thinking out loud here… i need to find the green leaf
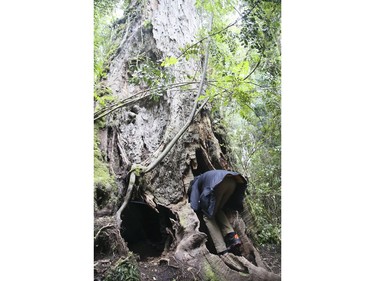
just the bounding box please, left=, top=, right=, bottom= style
left=161, top=56, right=178, bottom=67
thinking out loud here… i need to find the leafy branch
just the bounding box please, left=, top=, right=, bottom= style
left=177, top=17, right=240, bottom=59
left=177, top=0, right=259, bottom=60
left=243, top=55, right=262, bottom=80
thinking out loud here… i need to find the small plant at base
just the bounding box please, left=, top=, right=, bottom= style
left=104, top=254, right=140, bottom=281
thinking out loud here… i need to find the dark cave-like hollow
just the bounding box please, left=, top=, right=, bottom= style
left=120, top=201, right=175, bottom=260
left=193, top=148, right=210, bottom=176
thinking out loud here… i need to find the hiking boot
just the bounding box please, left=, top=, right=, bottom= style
left=224, top=232, right=241, bottom=252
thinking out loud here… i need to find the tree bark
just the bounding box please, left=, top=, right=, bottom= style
left=94, top=1, right=280, bottom=280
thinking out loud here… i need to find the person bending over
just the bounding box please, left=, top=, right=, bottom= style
left=188, top=169, right=247, bottom=255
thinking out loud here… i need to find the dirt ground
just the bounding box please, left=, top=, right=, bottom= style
left=137, top=256, right=199, bottom=281
left=136, top=244, right=281, bottom=280
left=95, top=242, right=281, bottom=281
left=258, top=244, right=281, bottom=275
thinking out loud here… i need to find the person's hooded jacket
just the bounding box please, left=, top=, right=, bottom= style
left=188, top=170, right=247, bottom=218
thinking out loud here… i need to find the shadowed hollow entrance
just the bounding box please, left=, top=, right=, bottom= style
left=120, top=201, right=175, bottom=260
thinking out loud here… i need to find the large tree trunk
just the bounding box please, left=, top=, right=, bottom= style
left=94, top=1, right=280, bottom=280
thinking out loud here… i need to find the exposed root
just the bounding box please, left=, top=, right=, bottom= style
left=116, top=171, right=136, bottom=228
left=204, top=251, right=281, bottom=281
left=94, top=223, right=115, bottom=241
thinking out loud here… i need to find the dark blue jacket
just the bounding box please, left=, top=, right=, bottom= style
left=188, top=170, right=247, bottom=218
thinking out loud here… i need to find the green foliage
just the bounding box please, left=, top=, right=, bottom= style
left=94, top=125, right=115, bottom=189
left=189, top=0, right=281, bottom=245
left=240, top=0, right=281, bottom=86
left=195, top=0, right=239, bottom=15
left=128, top=56, right=176, bottom=92
left=179, top=42, right=201, bottom=61
left=93, top=1, right=119, bottom=186
left=161, top=56, right=178, bottom=67
left=104, top=255, right=140, bottom=281
left=244, top=145, right=281, bottom=245
left=94, top=0, right=121, bottom=82
left=94, top=0, right=125, bottom=109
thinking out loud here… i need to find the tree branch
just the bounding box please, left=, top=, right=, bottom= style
left=243, top=56, right=262, bottom=81
left=94, top=81, right=201, bottom=121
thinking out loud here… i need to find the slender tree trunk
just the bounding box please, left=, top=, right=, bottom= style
left=94, top=1, right=280, bottom=280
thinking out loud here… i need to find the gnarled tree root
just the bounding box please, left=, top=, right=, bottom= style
left=204, top=252, right=281, bottom=281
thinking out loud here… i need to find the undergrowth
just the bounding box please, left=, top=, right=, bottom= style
left=104, top=254, right=140, bottom=281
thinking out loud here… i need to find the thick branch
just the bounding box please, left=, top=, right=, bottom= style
left=94, top=81, right=200, bottom=121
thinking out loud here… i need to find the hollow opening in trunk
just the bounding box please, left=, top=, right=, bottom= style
left=120, top=201, right=175, bottom=260
left=193, top=148, right=210, bottom=176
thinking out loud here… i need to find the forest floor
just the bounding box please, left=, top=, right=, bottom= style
left=137, top=244, right=281, bottom=281
left=258, top=244, right=281, bottom=275
left=138, top=257, right=197, bottom=281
